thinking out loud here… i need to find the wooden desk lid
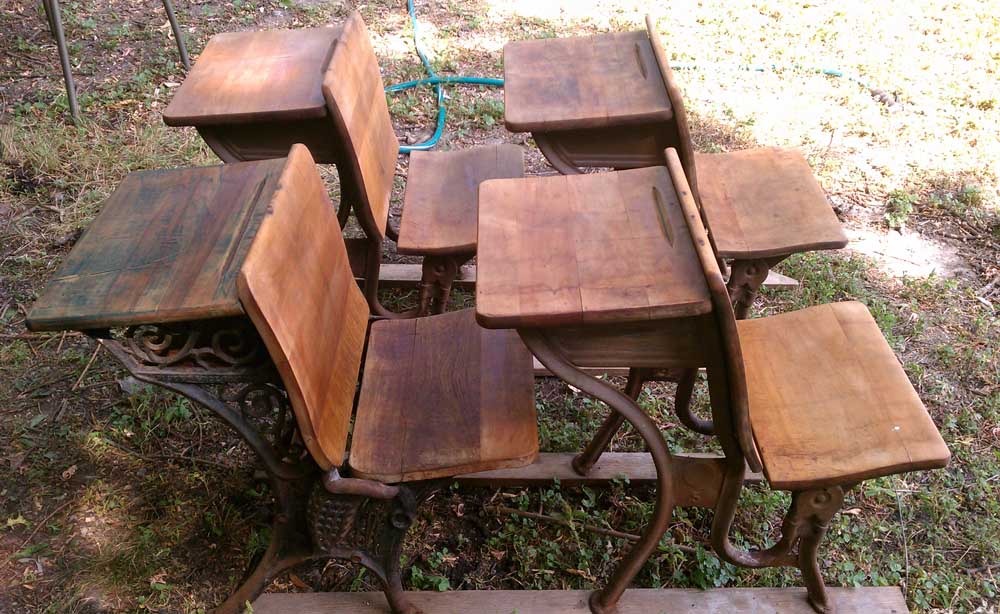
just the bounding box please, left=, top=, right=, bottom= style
left=503, top=30, right=672, bottom=133
left=476, top=166, right=711, bottom=329
left=163, top=27, right=340, bottom=127
left=26, top=157, right=288, bottom=332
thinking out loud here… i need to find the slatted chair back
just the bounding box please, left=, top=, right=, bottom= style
left=237, top=144, right=370, bottom=470
left=321, top=11, right=400, bottom=240
left=646, top=15, right=700, bottom=204
left=665, top=147, right=763, bottom=473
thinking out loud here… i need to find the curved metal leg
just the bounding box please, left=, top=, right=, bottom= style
left=42, top=0, right=80, bottom=123
left=97, top=330, right=324, bottom=613
left=673, top=367, right=714, bottom=435
left=726, top=256, right=787, bottom=320
left=522, top=332, right=674, bottom=614
left=705, top=359, right=850, bottom=614
left=161, top=0, right=190, bottom=70
left=572, top=368, right=645, bottom=476
left=363, top=238, right=418, bottom=319
left=416, top=254, right=471, bottom=316
left=534, top=132, right=584, bottom=175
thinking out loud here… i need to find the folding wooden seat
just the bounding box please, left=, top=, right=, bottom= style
left=644, top=17, right=848, bottom=319
left=164, top=12, right=524, bottom=317
left=238, top=144, right=538, bottom=612
left=577, top=149, right=949, bottom=612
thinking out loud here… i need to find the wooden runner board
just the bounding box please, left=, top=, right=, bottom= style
left=456, top=452, right=763, bottom=488
left=368, top=264, right=798, bottom=291
left=253, top=587, right=908, bottom=614
left=27, top=158, right=287, bottom=332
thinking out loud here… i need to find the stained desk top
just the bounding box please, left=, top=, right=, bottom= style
left=503, top=30, right=672, bottom=133
left=26, top=157, right=290, bottom=332
left=163, top=27, right=341, bottom=127
left=475, top=166, right=711, bottom=329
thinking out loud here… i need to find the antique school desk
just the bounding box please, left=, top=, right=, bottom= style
left=25, top=158, right=319, bottom=613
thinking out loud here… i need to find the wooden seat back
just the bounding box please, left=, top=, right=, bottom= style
left=665, top=147, right=763, bottom=473
left=237, top=144, right=370, bottom=470
left=645, top=15, right=700, bottom=204
left=321, top=11, right=400, bottom=240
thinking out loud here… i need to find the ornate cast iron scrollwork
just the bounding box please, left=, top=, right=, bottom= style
left=124, top=318, right=268, bottom=370
left=234, top=382, right=303, bottom=464
left=307, top=479, right=445, bottom=614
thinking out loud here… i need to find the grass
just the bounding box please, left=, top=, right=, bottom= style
left=1, top=0, right=999, bottom=612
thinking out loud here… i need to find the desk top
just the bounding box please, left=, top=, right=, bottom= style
left=503, top=30, right=672, bottom=133
left=163, top=27, right=340, bottom=127
left=475, top=166, right=712, bottom=329
left=26, top=157, right=289, bottom=332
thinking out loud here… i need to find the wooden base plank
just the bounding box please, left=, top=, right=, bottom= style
left=254, top=587, right=907, bottom=614
left=455, top=452, right=762, bottom=488
left=370, top=264, right=797, bottom=292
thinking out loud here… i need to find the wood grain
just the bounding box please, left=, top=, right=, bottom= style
left=476, top=166, right=711, bottom=329
left=253, top=587, right=909, bottom=614
left=350, top=309, right=538, bottom=482
left=740, top=301, right=951, bottom=490
left=695, top=148, right=848, bottom=259
left=504, top=31, right=673, bottom=132
left=321, top=11, right=399, bottom=239
left=397, top=145, right=524, bottom=256
left=163, top=27, right=340, bottom=126
left=238, top=145, right=369, bottom=470
left=27, top=158, right=286, bottom=332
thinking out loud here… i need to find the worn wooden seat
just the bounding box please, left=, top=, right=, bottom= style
left=397, top=145, right=524, bottom=256
left=740, top=301, right=950, bottom=491
left=352, top=309, right=537, bottom=482
left=238, top=145, right=538, bottom=473
left=646, top=16, right=846, bottom=316
left=663, top=148, right=949, bottom=612
left=237, top=145, right=537, bottom=612
left=695, top=148, right=847, bottom=261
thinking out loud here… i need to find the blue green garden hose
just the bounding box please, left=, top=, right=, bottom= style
left=387, top=0, right=504, bottom=152
left=385, top=2, right=896, bottom=153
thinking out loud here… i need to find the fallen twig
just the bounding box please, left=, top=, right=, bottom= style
left=72, top=344, right=102, bottom=390
left=16, top=373, right=73, bottom=398
left=486, top=504, right=698, bottom=554
left=105, top=439, right=235, bottom=471
left=0, top=500, right=74, bottom=571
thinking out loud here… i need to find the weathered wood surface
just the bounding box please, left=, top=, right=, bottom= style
left=321, top=11, right=399, bottom=239
left=253, top=587, right=909, bottom=614
left=740, top=301, right=951, bottom=490
left=238, top=145, right=368, bottom=470
left=397, top=145, right=524, bottom=256
left=163, top=27, right=339, bottom=126
left=476, top=166, right=711, bottom=329
left=351, top=309, right=539, bottom=482
left=27, top=158, right=286, bottom=332
left=504, top=31, right=672, bottom=132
